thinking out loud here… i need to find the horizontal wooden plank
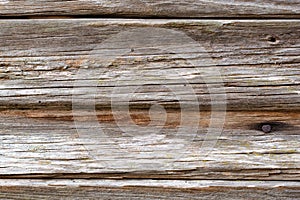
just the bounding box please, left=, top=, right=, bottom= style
left=0, top=19, right=299, bottom=111
left=0, top=19, right=299, bottom=181
left=0, top=1, right=299, bottom=18
left=0, top=179, right=299, bottom=199
left=0, top=109, right=299, bottom=180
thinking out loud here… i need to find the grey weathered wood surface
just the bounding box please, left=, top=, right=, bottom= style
left=0, top=19, right=299, bottom=111
left=0, top=20, right=299, bottom=181
left=0, top=110, right=299, bottom=180
left=0, top=180, right=299, bottom=200
left=0, top=0, right=299, bottom=18
left=0, top=0, right=299, bottom=198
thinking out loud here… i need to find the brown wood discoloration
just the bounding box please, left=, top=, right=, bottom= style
left=0, top=180, right=299, bottom=200
left=2, top=109, right=300, bottom=130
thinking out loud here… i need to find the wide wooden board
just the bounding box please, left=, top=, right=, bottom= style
left=0, top=19, right=299, bottom=111
left=0, top=110, right=299, bottom=179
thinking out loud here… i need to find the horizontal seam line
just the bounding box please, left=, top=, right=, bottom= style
left=0, top=16, right=300, bottom=20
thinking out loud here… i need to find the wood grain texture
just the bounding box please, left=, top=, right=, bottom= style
left=0, top=109, right=299, bottom=180
left=0, top=180, right=299, bottom=200
left=0, top=0, right=299, bottom=18
left=0, top=19, right=299, bottom=111
left=0, top=20, right=299, bottom=187
left=0, top=2, right=299, bottom=198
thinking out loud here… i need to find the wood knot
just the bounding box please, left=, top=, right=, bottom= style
left=261, top=124, right=272, bottom=133
left=251, top=122, right=291, bottom=133
left=266, top=35, right=278, bottom=44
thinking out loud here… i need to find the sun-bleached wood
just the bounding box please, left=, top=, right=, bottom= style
left=0, top=19, right=299, bottom=111
left=0, top=109, right=299, bottom=180
left=0, top=0, right=299, bottom=197
left=0, top=0, right=299, bottom=18
left=0, top=19, right=299, bottom=199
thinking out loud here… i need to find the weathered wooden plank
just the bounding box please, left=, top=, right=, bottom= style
left=0, top=19, right=299, bottom=180
left=0, top=19, right=299, bottom=111
left=0, top=180, right=299, bottom=200
left=0, top=110, right=299, bottom=180
left=0, top=0, right=299, bottom=18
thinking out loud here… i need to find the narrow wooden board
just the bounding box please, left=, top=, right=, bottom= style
left=0, top=180, right=299, bottom=200
left=0, top=0, right=299, bottom=18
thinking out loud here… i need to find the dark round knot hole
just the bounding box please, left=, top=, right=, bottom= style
left=267, top=35, right=278, bottom=43
left=261, top=124, right=272, bottom=133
